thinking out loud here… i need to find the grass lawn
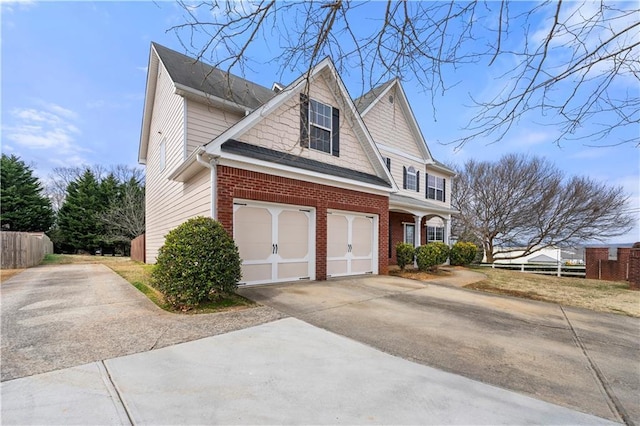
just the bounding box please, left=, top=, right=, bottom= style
left=466, top=267, right=640, bottom=317
left=40, top=254, right=254, bottom=313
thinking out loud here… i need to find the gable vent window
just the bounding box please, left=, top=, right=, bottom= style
left=385, top=157, right=391, bottom=171
left=403, top=166, right=420, bottom=192
left=300, top=94, right=340, bottom=157
left=427, top=174, right=446, bottom=202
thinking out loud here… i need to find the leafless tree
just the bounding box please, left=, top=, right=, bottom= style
left=45, top=164, right=143, bottom=211
left=451, top=154, right=633, bottom=263
left=170, top=1, right=639, bottom=147
left=100, top=183, right=146, bottom=241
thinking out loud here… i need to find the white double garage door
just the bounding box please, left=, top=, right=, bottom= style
left=234, top=200, right=378, bottom=285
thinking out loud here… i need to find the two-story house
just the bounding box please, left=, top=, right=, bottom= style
left=139, top=43, right=456, bottom=285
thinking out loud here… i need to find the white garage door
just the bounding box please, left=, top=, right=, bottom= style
left=327, top=210, right=378, bottom=278
left=234, top=201, right=315, bottom=285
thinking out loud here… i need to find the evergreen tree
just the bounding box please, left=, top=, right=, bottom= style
left=57, top=169, right=105, bottom=253
left=0, top=154, right=54, bottom=232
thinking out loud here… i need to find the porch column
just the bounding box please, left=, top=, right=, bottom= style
left=414, top=215, right=423, bottom=248
left=414, top=214, right=423, bottom=268
left=445, top=215, right=452, bottom=246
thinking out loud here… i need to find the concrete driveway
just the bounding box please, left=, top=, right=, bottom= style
left=1, top=263, right=283, bottom=381
left=238, top=275, right=640, bottom=424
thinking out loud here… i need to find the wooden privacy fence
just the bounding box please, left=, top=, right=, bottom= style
left=1, top=232, right=53, bottom=269
left=131, top=234, right=145, bottom=263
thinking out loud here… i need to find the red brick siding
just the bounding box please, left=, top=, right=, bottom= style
left=585, top=247, right=632, bottom=282
left=217, top=165, right=389, bottom=280
left=388, top=212, right=427, bottom=265
left=629, top=247, right=640, bottom=290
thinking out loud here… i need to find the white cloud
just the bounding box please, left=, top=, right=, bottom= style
left=3, top=101, right=90, bottom=160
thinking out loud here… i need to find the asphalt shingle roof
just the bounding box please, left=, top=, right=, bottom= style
left=354, top=79, right=395, bottom=113
left=221, top=139, right=392, bottom=188
left=152, top=43, right=275, bottom=110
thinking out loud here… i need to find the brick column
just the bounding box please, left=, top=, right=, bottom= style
left=585, top=247, right=609, bottom=280
left=629, top=244, right=640, bottom=290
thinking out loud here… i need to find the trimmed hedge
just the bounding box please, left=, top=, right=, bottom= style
left=395, top=242, right=415, bottom=270
left=415, top=242, right=450, bottom=272
left=152, top=217, right=241, bottom=309
left=450, top=241, right=478, bottom=266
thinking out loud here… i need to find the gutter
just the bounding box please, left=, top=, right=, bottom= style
left=196, top=149, right=219, bottom=220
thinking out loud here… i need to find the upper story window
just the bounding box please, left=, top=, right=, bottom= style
left=427, top=174, right=446, bottom=202
left=300, top=94, right=340, bottom=157
left=385, top=157, right=391, bottom=171
left=403, top=166, right=420, bottom=192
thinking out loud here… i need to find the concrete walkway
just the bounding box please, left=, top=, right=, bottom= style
left=1, top=318, right=618, bottom=425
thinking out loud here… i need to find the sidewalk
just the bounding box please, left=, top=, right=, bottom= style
left=1, top=318, right=618, bottom=425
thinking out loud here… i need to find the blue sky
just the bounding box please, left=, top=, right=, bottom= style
left=1, top=1, right=638, bottom=243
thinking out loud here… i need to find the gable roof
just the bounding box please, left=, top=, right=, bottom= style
left=356, top=79, right=455, bottom=176
left=139, top=43, right=276, bottom=164
left=151, top=43, right=275, bottom=110
left=354, top=79, right=395, bottom=113
left=166, top=55, right=396, bottom=192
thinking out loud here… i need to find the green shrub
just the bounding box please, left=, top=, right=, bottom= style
left=450, top=241, right=478, bottom=266
left=152, top=217, right=241, bottom=309
left=415, top=242, right=450, bottom=272
left=395, top=242, right=415, bottom=270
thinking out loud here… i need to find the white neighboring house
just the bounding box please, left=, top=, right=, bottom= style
left=484, top=247, right=562, bottom=264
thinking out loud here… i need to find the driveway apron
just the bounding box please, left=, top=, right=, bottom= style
left=238, top=275, right=640, bottom=424
left=1, top=263, right=283, bottom=381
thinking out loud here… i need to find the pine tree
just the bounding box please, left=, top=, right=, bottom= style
left=57, top=169, right=105, bottom=252
left=0, top=154, right=54, bottom=232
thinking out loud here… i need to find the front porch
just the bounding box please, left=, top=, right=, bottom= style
left=387, top=194, right=457, bottom=265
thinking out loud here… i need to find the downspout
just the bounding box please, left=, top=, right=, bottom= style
left=196, top=149, right=219, bottom=220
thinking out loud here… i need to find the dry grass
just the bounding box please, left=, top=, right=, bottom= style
left=1, top=269, right=25, bottom=282
left=389, top=267, right=450, bottom=281
left=467, top=267, right=640, bottom=317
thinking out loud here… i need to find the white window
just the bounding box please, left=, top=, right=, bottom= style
left=406, top=166, right=417, bottom=191
left=309, top=99, right=332, bottom=154
left=159, top=138, right=166, bottom=172
left=427, top=175, right=445, bottom=202
left=404, top=223, right=415, bottom=245
left=427, top=226, right=445, bottom=243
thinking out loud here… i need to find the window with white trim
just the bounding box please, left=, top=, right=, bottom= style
left=309, top=99, right=333, bottom=154
left=404, top=223, right=415, bottom=245
left=406, top=166, right=417, bottom=191
left=427, top=175, right=445, bottom=202
left=300, top=95, right=340, bottom=156
left=427, top=226, right=445, bottom=243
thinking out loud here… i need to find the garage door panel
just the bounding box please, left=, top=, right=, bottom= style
left=351, top=259, right=373, bottom=275
left=240, top=264, right=273, bottom=284
left=352, top=216, right=373, bottom=257
left=235, top=207, right=272, bottom=261
left=328, top=260, right=348, bottom=276
left=278, top=210, right=309, bottom=260
left=327, top=215, right=349, bottom=258
left=277, top=262, right=309, bottom=280
left=327, top=211, right=377, bottom=278
left=234, top=201, right=314, bottom=285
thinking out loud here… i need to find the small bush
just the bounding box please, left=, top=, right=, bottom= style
left=152, top=217, right=241, bottom=309
left=450, top=242, right=478, bottom=266
left=395, top=242, right=415, bottom=270
left=415, top=242, right=450, bottom=272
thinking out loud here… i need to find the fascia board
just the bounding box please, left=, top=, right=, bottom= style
left=138, top=48, right=159, bottom=164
